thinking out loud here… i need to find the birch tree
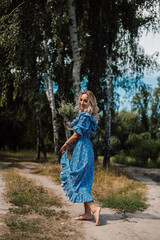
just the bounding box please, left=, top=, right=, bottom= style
left=103, top=53, right=112, bottom=167
left=43, top=32, right=59, bottom=162
left=75, top=0, right=159, bottom=167
left=68, top=0, right=81, bottom=104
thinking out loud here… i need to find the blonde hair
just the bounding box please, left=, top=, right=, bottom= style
left=78, top=90, right=99, bottom=123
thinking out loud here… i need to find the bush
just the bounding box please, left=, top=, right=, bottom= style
left=112, top=150, right=128, bottom=165
left=126, top=132, right=160, bottom=166
left=110, top=136, right=121, bottom=156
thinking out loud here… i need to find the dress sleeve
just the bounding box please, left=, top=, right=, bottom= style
left=70, top=115, right=80, bottom=127
left=72, top=114, right=90, bottom=136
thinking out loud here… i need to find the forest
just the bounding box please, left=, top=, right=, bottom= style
left=0, top=0, right=160, bottom=167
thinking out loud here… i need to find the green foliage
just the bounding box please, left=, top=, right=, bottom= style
left=2, top=168, right=78, bottom=240
left=131, top=84, right=152, bottom=131
left=99, top=190, right=147, bottom=212
left=5, top=171, right=61, bottom=209
left=126, top=132, right=160, bottom=165
left=0, top=0, right=160, bottom=163
left=112, top=150, right=128, bottom=165
left=110, top=136, right=121, bottom=156
left=58, top=101, right=77, bottom=121
left=111, top=110, right=142, bottom=150
left=44, top=135, right=54, bottom=152
left=6, top=172, right=61, bottom=213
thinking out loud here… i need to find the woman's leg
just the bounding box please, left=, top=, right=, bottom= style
left=74, top=203, right=92, bottom=220
left=85, top=201, right=101, bottom=226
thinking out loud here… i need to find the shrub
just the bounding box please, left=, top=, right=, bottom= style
left=112, top=150, right=128, bottom=165
left=110, top=136, right=121, bottom=156
left=126, top=132, right=160, bottom=166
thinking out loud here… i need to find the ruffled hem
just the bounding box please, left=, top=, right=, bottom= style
left=60, top=152, right=94, bottom=203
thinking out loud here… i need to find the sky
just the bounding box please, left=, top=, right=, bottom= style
left=119, top=31, right=160, bottom=111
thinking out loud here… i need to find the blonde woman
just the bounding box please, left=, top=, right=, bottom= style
left=60, top=91, right=101, bottom=226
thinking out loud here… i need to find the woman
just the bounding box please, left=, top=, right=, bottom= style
left=60, top=90, right=101, bottom=226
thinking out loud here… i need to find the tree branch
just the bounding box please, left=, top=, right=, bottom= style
left=8, top=1, right=25, bottom=17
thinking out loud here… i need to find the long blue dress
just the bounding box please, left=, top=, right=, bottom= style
left=60, top=112, right=98, bottom=203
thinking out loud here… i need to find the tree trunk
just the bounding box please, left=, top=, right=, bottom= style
left=38, top=112, right=47, bottom=162
left=63, top=119, right=72, bottom=140
left=68, top=0, right=81, bottom=104
left=103, top=54, right=112, bottom=168
left=43, top=31, right=59, bottom=162
left=36, top=114, right=41, bottom=160
left=36, top=112, right=48, bottom=162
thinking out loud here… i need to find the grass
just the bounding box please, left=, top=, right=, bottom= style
left=1, top=169, right=81, bottom=240
left=5, top=170, right=61, bottom=210
left=0, top=149, right=55, bottom=163
left=0, top=150, right=148, bottom=213
left=34, top=156, right=147, bottom=213
left=92, top=163, right=147, bottom=212
left=111, top=151, right=160, bottom=168
left=33, top=163, right=61, bottom=183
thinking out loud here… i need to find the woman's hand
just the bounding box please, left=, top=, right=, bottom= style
left=66, top=120, right=70, bottom=126
left=60, top=143, right=69, bottom=153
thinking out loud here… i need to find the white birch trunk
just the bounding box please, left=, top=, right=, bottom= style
left=103, top=53, right=112, bottom=167
left=43, top=33, right=59, bottom=161
left=68, top=0, right=81, bottom=104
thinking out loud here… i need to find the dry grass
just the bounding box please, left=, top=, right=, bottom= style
left=92, top=163, right=147, bottom=212
left=0, top=150, right=55, bottom=163
left=0, top=150, right=148, bottom=213
left=34, top=161, right=147, bottom=212
left=1, top=169, right=82, bottom=240
left=33, top=163, right=61, bottom=183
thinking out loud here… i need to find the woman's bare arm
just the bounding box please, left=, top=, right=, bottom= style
left=60, top=132, right=79, bottom=152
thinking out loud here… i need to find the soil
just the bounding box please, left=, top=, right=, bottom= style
left=0, top=162, right=160, bottom=240
left=0, top=163, right=13, bottom=237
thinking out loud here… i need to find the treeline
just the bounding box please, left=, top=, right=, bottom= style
left=111, top=80, right=160, bottom=167
left=0, top=0, right=160, bottom=166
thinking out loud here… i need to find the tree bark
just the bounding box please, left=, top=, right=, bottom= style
left=43, top=31, right=59, bottom=162
left=36, top=112, right=47, bottom=162
left=63, top=119, right=72, bottom=141
left=103, top=53, right=112, bottom=167
left=36, top=114, right=41, bottom=160
left=68, top=0, right=81, bottom=104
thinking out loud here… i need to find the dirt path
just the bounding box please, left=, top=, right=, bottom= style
left=0, top=163, right=13, bottom=237
left=19, top=163, right=160, bottom=240
left=1, top=162, right=160, bottom=240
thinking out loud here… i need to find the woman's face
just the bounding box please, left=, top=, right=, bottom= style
left=79, top=94, right=89, bottom=110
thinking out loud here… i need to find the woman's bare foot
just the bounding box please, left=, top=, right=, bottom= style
left=93, top=207, right=101, bottom=226
left=74, top=213, right=92, bottom=221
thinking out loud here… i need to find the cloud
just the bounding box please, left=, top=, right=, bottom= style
left=139, top=31, right=160, bottom=63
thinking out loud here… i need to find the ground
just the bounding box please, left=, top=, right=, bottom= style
left=0, top=162, right=160, bottom=240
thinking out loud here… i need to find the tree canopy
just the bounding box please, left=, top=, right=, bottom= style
left=0, top=0, right=160, bottom=165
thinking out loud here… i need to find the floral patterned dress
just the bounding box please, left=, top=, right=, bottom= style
left=60, top=112, right=98, bottom=203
